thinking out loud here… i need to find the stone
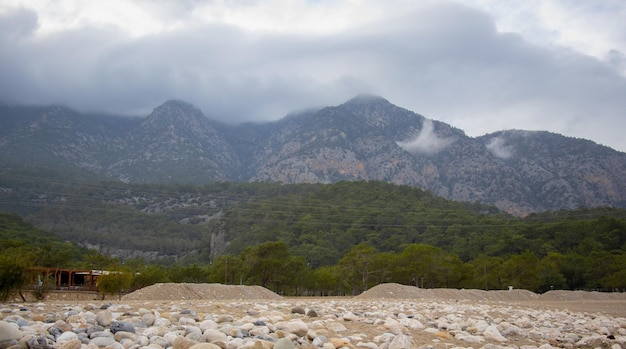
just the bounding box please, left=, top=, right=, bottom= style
left=110, top=321, right=136, bottom=334
left=47, top=326, right=64, bottom=339
left=215, top=315, right=234, bottom=323
left=56, top=332, right=79, bottom=342
left=90, top=336, right=115, bottom=347
left=306, top=309, right=318, bottom=317
left=326, top=321, right=348, bottom=332
left=95, top=310, right=113, bottom=327
left=383, top=318, right=406, bottom=335
left=114, top=331, right=137, bottom=342
left=150, top=336, right=169, bottom=348
left=0, top=322, right=22, bottom=342
left=329, top=338, right=356, bottom=349
left=343, top=312, right=359, bottom=321
left=142, top=313, right=156, bottom=326
left=199, top=320, right=218, bottom=332
left=455, top=332, right=485, bottom=343
left=312, top=336, right=328, bottom=346
left=203, top=329, right=228, bottom=342
left=483, top=326, right=507, bottom=342
left=173, top=336, right=197, bottom=349
left=480, top=344, right=504, bottom=349
left=291, top=306, right=305, bottom=315
left=0, top=340, right=18, bottom=349
left=399, top=318, right=424, bottom=330
left=24, top=336, right=54, bottom=349
left=57, top=339, right=82, bottom=349
left=277, top=320, right=309, bottom=337
left=273, top=338, right=296, bottom=349
left=388, top=334, right=416, bottom=349
left=189, top=343, right=222, bottom=349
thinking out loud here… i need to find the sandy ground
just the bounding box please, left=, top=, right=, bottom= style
left=114, top=282, right=626, bottom=317
left=25, top=283, right=626, bottom=317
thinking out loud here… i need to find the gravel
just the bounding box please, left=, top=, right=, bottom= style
left=1, top=283, right=625, bottom=349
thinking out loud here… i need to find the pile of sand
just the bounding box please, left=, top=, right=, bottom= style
left=356, top=283, right=626, bottom=301
left=122, top=283, right=282, bottom=301
left=122, top=282, right=626, bottom=302
left=357, top=283, right=537, bottom=301
left=539, top=289, right=626, bottom=301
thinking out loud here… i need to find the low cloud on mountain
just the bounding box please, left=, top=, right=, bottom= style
left=1, top=1, right=626, bottom=151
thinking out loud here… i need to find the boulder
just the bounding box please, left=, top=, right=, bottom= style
left=0, top=322, right=22, bottom=342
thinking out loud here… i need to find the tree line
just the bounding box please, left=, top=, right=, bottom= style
left=1, top=179, right=626, bottom=299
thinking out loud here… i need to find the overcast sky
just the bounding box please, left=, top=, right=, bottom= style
left=1, top=0, right=625, bottom=152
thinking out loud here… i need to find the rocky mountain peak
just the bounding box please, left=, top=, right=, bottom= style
left=144, top=100, right=206, bottom=125
left=1, top=96, right=625, bottom=214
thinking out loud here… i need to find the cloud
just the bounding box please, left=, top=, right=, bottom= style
left=485, top=136, right=514, bottom=159
left=1, top=1, right=626, bottom=152
left=396, top=119, right=455, bottom=155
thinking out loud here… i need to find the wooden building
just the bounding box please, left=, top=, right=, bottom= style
left=30, top=268, right=103, bottom=291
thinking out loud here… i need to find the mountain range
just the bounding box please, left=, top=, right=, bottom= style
left=1, top=95, right=625, bottom=216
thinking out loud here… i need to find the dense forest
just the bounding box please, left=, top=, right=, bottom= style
left=1, top=178, right=625, bottom=298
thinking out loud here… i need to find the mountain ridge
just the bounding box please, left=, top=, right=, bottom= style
left=1, top=96, right=625, bottom=216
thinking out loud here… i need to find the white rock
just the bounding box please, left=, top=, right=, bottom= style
left=199, top=319, right=218, bottom=332
left=96, top=310, right=113, bottom=327
left=56, top=331, right=79, bottom=342
left=325, top=321, right=348, bottom=332
left=277, top=320, right=309, bottom=337
left=154, top=317, right=171, bottom=326
left=203, top=328, right=228, bottom=342
left=484, top=325, right=508, bottom=342
left=0, top=321, right=22, bottom=342
left=90, top=336, right=116, bottom=347
left=142, top=313, right=156, bottom=326
left=249, top=326, right=270, bottom=336
left=343, top=312, right=358, bottom=321
left=399, top=318, right=424, bottom=330
left=388, top=334, right=416, bottom=349
left=383, top=318, right=406, bottom=335
left=455, top=332, right=485, bottom=343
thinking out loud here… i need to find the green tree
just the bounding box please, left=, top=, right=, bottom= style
left=97, top=268, right=133, bottom=300
left=536, top=252, right=567, bottom=292
left=168, top=264, right=210, bottom=283
left=313, top=265, right=343, bottom=296
left=211, top=255, right=243, bottom=285
left=133, top=264, right=169, bottom=288
left=241, top=241, right=292, bottom=289
left=339, top=242, right=375, bottom=294
left=0, top=245, right=35, bottom=301
left=467, top=254, right=504, bottom=290
left=394, top=244, right=442, bottom=288
left=501, top=250, right=540, bottom=291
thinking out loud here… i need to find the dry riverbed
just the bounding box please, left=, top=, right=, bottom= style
left=1, top=283, right=625, bottom=349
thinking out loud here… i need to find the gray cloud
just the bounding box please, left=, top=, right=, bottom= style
left=1, top=2, right=626, bottom=152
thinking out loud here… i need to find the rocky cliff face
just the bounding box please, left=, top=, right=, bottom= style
left=1, top=96, right=625, bottom=215
left=106, top=100, right=241, bottom=183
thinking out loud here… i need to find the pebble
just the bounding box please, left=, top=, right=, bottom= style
left=0, top=298, right=624, bottom=349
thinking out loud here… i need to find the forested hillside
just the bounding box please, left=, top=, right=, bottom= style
left=1, top=174, right=626, bottom=295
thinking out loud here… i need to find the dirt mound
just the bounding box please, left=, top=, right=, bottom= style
left=357, top=283, right=626, bottom=302
left=356, top=283, right=539, bottom=301
left=539, top=290, right=626, bottom=301
left=122, top=283, right=283, bottom=301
